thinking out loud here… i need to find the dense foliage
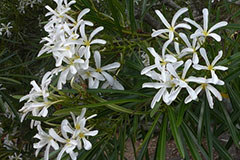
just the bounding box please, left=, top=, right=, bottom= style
left=0, top=0, right=240, bottom=160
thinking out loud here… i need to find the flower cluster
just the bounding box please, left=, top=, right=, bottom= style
left=38, top=0, right=123, bottom=90
left=142, top=8, right=228, bottom=109
left=18, top=0, right=122, bottom=159
left=0, top=22, right=13, bottom=37
left=18, top=0, right=43, bottom=13
left=33, top=108, right=98, bottom=160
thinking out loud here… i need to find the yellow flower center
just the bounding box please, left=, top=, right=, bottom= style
left=208, top=65, right=213, bottom=70
left=86, top=72, right=91, bottom=77
left=84, top=41, right=90, bottom=46
left=203, top=30, right=208, bottom=36
left=79, top=133, right=85, bottom=138
left=65, top=46, right=70, bottom=50
left=96, top=68, right=102, bottom=72
left=75, top=124, right=80, bottom=130
left=169, top=26, right=175, bottom=32
left=201, top=83, right=207, bottom=89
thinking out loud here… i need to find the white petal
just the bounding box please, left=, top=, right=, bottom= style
left=77, top=8, right=90, bottom=21
left=211, top=70, right=219, bottom=84
left=89, top=26, right=104, bottom=41
left=148, top=47, right=161, bottom=60
left=184, top=86, right=202, bottom=104
left=203, top=8, right=209, bottom=31
left=179, top=33, right=191, bottom=47
left=165, top=54, right=177, bottom=63
left=70, top=65, right=77, bottom=74
left=162, top=39, right=172, bottom=55
left=174, top=23, right=191, bottom=30
left=94, top=51, right=101, bottom=69
left=44, top=144, right=51, bottom=160
left=186, top=85, right=197, bottom=100
left=30, top=81, right=41, bottom=92
left=101, top=62, right=120, bottom=71
left=50, top=139, right=59, bottom=150
left=57, top=146, right=67, bottom=160
left=211, top=50, right=222, bottom=66
left=174, top=42, right=180, bottom=54
left=184, top=18, right=202, bottom=30
left=186, top=76, right=206, bottom=83
left=90, top=39, right=106, bottom=45
left=85, top=130, right=98, bottom=136
left=205, top=88, right=214, bottom=109
left=83, top=137, right=92, bottom=150
left=80, top=24, right=87, bottom=41
left=200, top=48, right=210, bottom=66
left=142, top=82, right=166, bottom=89
left=182, top=59, right=192, bottom=79
left=49, top=129, right=65, bottom=143
left=101, top=71, right=114, bottom=85
left=151, top=88, right=165, bottom=108
left=113, top=79, right=124, bottom=90
left=192, top=53, right=199, bottom=64
left=171, top=8, right=188, bottom=26
left=193, top=64, right=208, bottom=70
left=169, top=87, right=181, bottom=102
left=167, top=63, right=179, bottom=78
left=151, top=29, right=169, bottom=37
left=208, top=33, right=221, bottom=42
left=208, top=21, right=228, bottom=33
left=207, top=84, right=222, bottom=101
left=213, top=66, right=228, bottom=71
left=155, top=10, right=170, bottom=28
left=141, top=65, right=156, bottom=75
left=190, top=32, right=204, bottom=39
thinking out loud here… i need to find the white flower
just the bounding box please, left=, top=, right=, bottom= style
left=80, top=24, right=106, bottom=59
left=193, top=48, right=228, bottom=84
left=184, top=8, right=228, bottom=42
left=146, top=47, right=177, bottom=72
left=101, top=76, right=124, bottom=90
left=91, top=51, right=120, bottom=86
left=8, top=153, right=23, bottom=160
left=49, top=125, right=78, bottom=160
left=3, top=134, right=14, bottom=150
left=142, top=70, right=176, bottom=108
left=185, top=78, right=224, bottom=108
left=20, top=72, right=52, bottom=102
left=62, top=110, right=98, bottom=151
left=33, top=125, right=59, bottom=160
left=152, top=8, right=191, bottom=55
left=166, top=59, right=198, bottom=102
left=19, top=72, right=53, bottom=123
left=80, top=68, right=105, bottom=89
left=0, top=22, right=13, bottom=37
left=178, top=33, right=201, bottom=64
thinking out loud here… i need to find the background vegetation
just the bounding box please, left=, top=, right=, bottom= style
left=0, top=0, right=240, bottom=159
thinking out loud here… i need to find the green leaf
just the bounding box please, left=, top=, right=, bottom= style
left=176, top=101, right=189, bottom=127
left=106, top=0, right=123, bottom=35
left=0, top=91, right=20, bottom=120
left=197, top=100, right=205, bottom=143
left=213, top=137, right=232, bottom=160
left=126, top=0, right=137, bottom=32
left=167, top=107, right=185, bottom=158
left=155, top=114, right=167, bottom=160
left=137, top=112, right=161, bottom=160
left=204, top=101, right=213, bottom=160
left=53, top=98, right=146, bottom=115
left=181, top=123, right=202, bottom=160
left=219, top=102, right=239, bottom=147
left=0, top=77, right=21, bottom=85
left=226, top=83, right=240, bottom=110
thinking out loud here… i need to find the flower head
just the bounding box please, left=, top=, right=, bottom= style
left=184, top=8, right=228, bottom=42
